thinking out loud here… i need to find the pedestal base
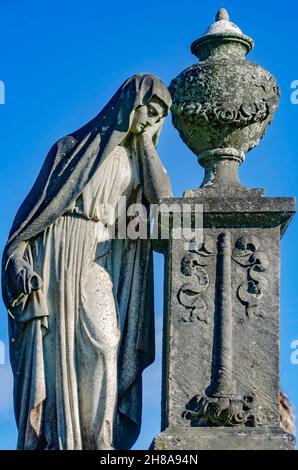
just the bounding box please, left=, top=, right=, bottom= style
left=152, top=427, right=295, bottom=450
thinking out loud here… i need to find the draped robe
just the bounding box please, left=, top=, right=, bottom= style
left=2, top=74, right=172, bottom=450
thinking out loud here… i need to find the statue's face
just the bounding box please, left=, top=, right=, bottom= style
left=130, top=96, right=167, bottom=134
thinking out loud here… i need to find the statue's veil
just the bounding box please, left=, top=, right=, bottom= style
left=3, top=74, right=171, bottom=261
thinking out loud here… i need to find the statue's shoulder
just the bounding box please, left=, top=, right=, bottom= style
left=56, top=134, right=78, bottom=153
left=45, top=134, right=79, bottom=169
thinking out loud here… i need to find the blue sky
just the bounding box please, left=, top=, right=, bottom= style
left=0, top=0, right=297, bottom=450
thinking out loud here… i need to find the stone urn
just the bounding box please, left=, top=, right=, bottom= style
left=169, top=8, right=280, bottom=190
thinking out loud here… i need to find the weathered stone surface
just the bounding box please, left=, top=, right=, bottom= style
left=183, top=186, right=265, bottom=199
left=153, top=192, right=296, bottom=450
left=162, top=193, right=296, bottom=236
left=169, top=9, right=280, bottom=189
left=2, top=74, right=173, bottom=450
left=280, top=392, right=296, bottom=435
left=153, top=8, right=295, bottom=452
left=152, top=427, right=295, bottom=450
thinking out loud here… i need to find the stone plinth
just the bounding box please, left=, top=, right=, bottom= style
left=152, top=191, right=296, bottom=450
left=153, top=428, right=295, bottom=451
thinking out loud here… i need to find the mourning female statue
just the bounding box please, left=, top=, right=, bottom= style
left=2, top=74, right=172, bottom=450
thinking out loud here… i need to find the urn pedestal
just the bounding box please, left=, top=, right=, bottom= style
left=152, top=193, right=295, bottom=450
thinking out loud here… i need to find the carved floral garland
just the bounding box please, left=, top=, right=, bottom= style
left=171, top=99, right=269, bottom=125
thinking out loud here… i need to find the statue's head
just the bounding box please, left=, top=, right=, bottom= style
left=119, top=73, right=171, bottom=137
left=129, top=95, right=168, bottom=134
left=88, top=73, right=171, bottom=146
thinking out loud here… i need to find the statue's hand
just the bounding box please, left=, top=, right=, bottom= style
left=139, top=120, right=162, bottom=142
left=10, top=256, right=43, bottom=295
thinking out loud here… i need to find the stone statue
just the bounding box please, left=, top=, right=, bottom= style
left=2, top=74, right=172, bottom=450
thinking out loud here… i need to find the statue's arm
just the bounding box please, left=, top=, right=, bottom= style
left=137, top=132, right=172, bottom=203
left=5, top=241, right=43, bottom=299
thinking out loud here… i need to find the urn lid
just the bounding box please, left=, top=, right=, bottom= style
left=191, top=8, right=254, bottom=60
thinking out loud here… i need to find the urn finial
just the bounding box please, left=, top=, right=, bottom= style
left=215, top=8, right=229, bottom=21
left=191, top=8, right=254, bottom=60
left=169, top=10, right=280, bottom=193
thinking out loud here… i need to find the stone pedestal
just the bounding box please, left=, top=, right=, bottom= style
left=152, top=191, right=296, bottom=450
